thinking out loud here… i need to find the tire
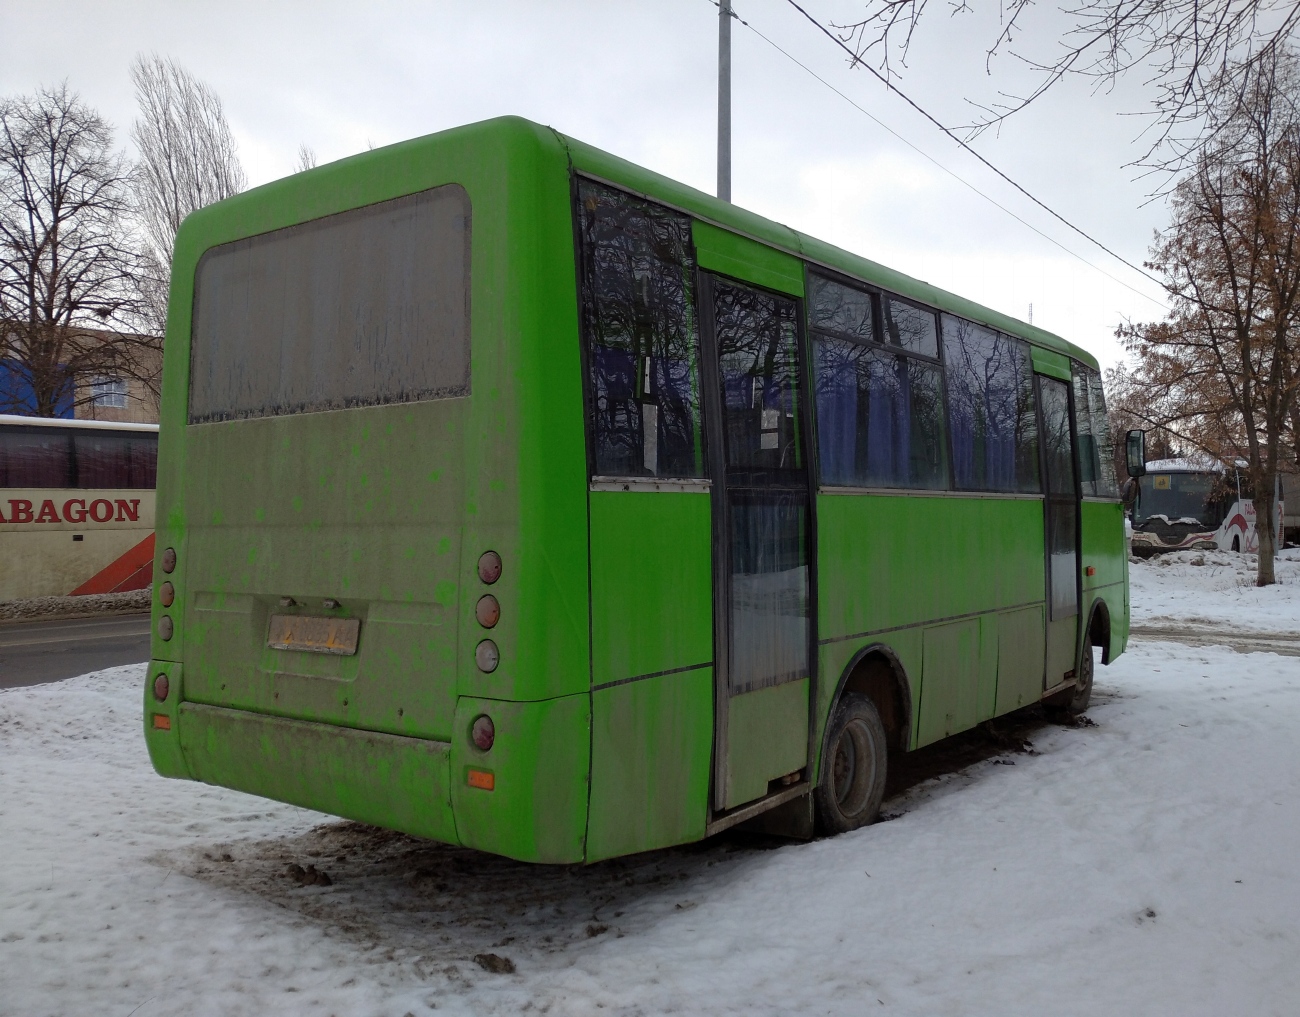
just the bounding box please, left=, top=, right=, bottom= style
left=814, top=693, right=888, bottom=835
left=1048, top=635, right=1095, bottom=715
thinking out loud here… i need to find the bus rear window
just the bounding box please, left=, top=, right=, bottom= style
left=189, top=184, right=471, bottom=424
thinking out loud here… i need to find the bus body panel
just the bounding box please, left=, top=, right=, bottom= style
left=585, top=488, right=716, bottom=859
left=586, top=667, right=713, bottom=862
left=816, top=492, right=1047, bottom=753
left=0, top=489, right=154, bottom=598
left=449, top=693, right=589, bottom=863
left=179, top=700, right=458, bottom=844
left=1081, top=498, right=1129, bottom=660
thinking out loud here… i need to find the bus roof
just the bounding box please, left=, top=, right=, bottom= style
left=179, top=115, right=1100, bottom=371
left=0, top=414, right=159, bottom=433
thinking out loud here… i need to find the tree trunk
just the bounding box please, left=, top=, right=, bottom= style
left=1254, top=487, right=1277, bottom=585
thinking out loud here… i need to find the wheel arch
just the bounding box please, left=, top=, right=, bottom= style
left=820, top=643, right=913, bottom=781
left=1085, top=596, right=1112, bottom=666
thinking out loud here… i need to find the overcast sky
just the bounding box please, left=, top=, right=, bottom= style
left=3, top=0, right=1176, bottom=369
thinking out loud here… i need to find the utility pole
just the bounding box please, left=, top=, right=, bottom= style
left=717, top=0, right=732, bottom=202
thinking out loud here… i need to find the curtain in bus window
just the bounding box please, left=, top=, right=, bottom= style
left=73, top=433, right=158, bottom=489
left=577, top=180, right=704, bottom=478
left=941, top=316, right=1039, bottom=493
left=0, top=428, right=74, bottom=488
left=713, top=284, right=802, bottom=472
left=813, top=337, right=947, bottom=489
left=1087, top=369, right=1118, bottom=497
left=190, top=184, right=471, bottom=423
left=728, top=490, right=809, bottom=689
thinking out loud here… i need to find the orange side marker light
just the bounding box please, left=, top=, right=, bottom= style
left=1085, top=566, right=1096, bottom=576
left=467, top=769, right=495, bottom=791
left=152, top=713, right=171, bottom=731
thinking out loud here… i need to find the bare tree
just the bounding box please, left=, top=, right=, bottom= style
left=295, top=143, right=317, bottom=173
left=1117, top=50, right=1300, bottom=583
left=825, top=0, right=1300, bottom=163
left=0, top=83, right=153, bottom=418
left=131, top=54, right=245, bottom=334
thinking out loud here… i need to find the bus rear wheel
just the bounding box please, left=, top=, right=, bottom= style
left=1049, top=636, right=1094, bottom=716
left=814, top=694, right=888, bottom=835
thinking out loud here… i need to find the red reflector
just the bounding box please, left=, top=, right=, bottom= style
left=1085, top=566, right=1096, bottom=576
left=467, top=768, right=495, bottom=790
left=152, top=713, right=171, bottom=731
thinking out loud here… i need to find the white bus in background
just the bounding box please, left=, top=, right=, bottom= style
left=1129, top=457, right=1284, bottom=557
left=0, top=415, right=158, bottom=600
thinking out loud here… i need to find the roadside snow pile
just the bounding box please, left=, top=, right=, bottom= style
left=1129, top=547, right=1300, bottom=633
left=5, top=643, right=1300, bottom=1015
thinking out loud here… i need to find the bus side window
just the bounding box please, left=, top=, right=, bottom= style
left=73, top=433, right=158, bottom=489
left=809, top=276, right=948, bottom=490
left=940, top=316, right=1040, bottom=493
left=0, top=428, right=74, bottom=488
left=1086, top=368, right=1118, bottom=498
left=576, top=181, right=705, bottom=479
left=1072, top=363, right=1100, bottom=496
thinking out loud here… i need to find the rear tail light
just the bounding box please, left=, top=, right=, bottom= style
left=471, top=715, right=495, bottom=751
left=477, top=550, right=502, bottom=584
left=153, top=673, right=170, bottom=702
left=158, top=616, right=174, bottom=641
left=475, top=639, right=499, bottom=673
left=475, top=594, right=500, bottom=628
left=159, top=582, right=175, bottom=607
left=161, top=547, right=177, bottom=574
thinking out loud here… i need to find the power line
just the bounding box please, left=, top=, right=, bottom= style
left=709, top=0, right=1166, bottom=309
left=779, top=0, right=1169, bottom=294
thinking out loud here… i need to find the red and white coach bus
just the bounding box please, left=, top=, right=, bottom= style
left=0, top=414, right=158, bottom=601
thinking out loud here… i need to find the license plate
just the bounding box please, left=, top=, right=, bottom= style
left=267, top=614, right=361, bottom=655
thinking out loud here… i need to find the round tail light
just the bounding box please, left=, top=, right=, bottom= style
left=474, top=639, right=499, bottom=673
left=153, top=673, right=170, bottom=702
left=159, top=581, right=175, bottom=607
left=475, top=594, right=500, bottom=628
left=158, top=616, right=174, bottom=641
left=471, top=715, right=495, bottom=751
left=161, top=547, right=177, bottom=574
left=477, top=550, right=502, bottom=584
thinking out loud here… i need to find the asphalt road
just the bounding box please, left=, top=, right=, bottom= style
left=0, top=613, right=152, bottom=689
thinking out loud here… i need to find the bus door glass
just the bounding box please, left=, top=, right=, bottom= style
left=700, top=275, right=813, bottom=812
left=1036, top=375, right=1080, bottom=686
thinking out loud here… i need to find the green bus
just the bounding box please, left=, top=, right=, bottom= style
left=144, top=116, right=1128, bottom=864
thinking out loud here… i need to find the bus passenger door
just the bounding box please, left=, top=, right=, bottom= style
left=700, top=274, right=814, bottom=813
left=1037, top=375, right=1081, bottom=688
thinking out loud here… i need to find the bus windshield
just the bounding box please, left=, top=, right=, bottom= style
left=1134, top=471, right=1224, bottom=526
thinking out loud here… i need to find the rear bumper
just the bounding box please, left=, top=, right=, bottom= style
left=143, top=662, right=590, bottom=863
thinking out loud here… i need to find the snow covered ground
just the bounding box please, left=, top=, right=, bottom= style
left=3, top=565, right=1300, bottom=1015
left=1130, top=546, right=1300, bottom=634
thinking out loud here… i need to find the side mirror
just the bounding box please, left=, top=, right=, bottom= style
left=1125, top=429, right=1147, bottom=478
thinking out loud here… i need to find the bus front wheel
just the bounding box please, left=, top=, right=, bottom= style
left=814, top=694, right=888, bottom=835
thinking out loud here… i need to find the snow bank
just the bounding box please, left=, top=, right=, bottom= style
left=4, top=641, right=1300, bottom=1013
left=1130, top=547, right=1300, bottom=633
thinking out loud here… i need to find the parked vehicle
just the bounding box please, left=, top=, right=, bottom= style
left=1128, top=457, right=1283, bottom=556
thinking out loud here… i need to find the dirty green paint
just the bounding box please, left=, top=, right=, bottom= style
left=146, top=115, right=1129, bottom=865
left=994, top=605, right=1047, bottom=715
left=588, top=491, right=713, bottom=686
left=692, top=220, right=805, bottom=298
left=1031, top=346, right=1073, bottom=382
left=449, top=693, right=590, bottom=864
left=725, top=679, right=809, bottom=809
left=586, top=667, right=714, bottom=862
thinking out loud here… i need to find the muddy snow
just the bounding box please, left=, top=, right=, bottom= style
left=2, top=560, right=1300, bottom=1015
